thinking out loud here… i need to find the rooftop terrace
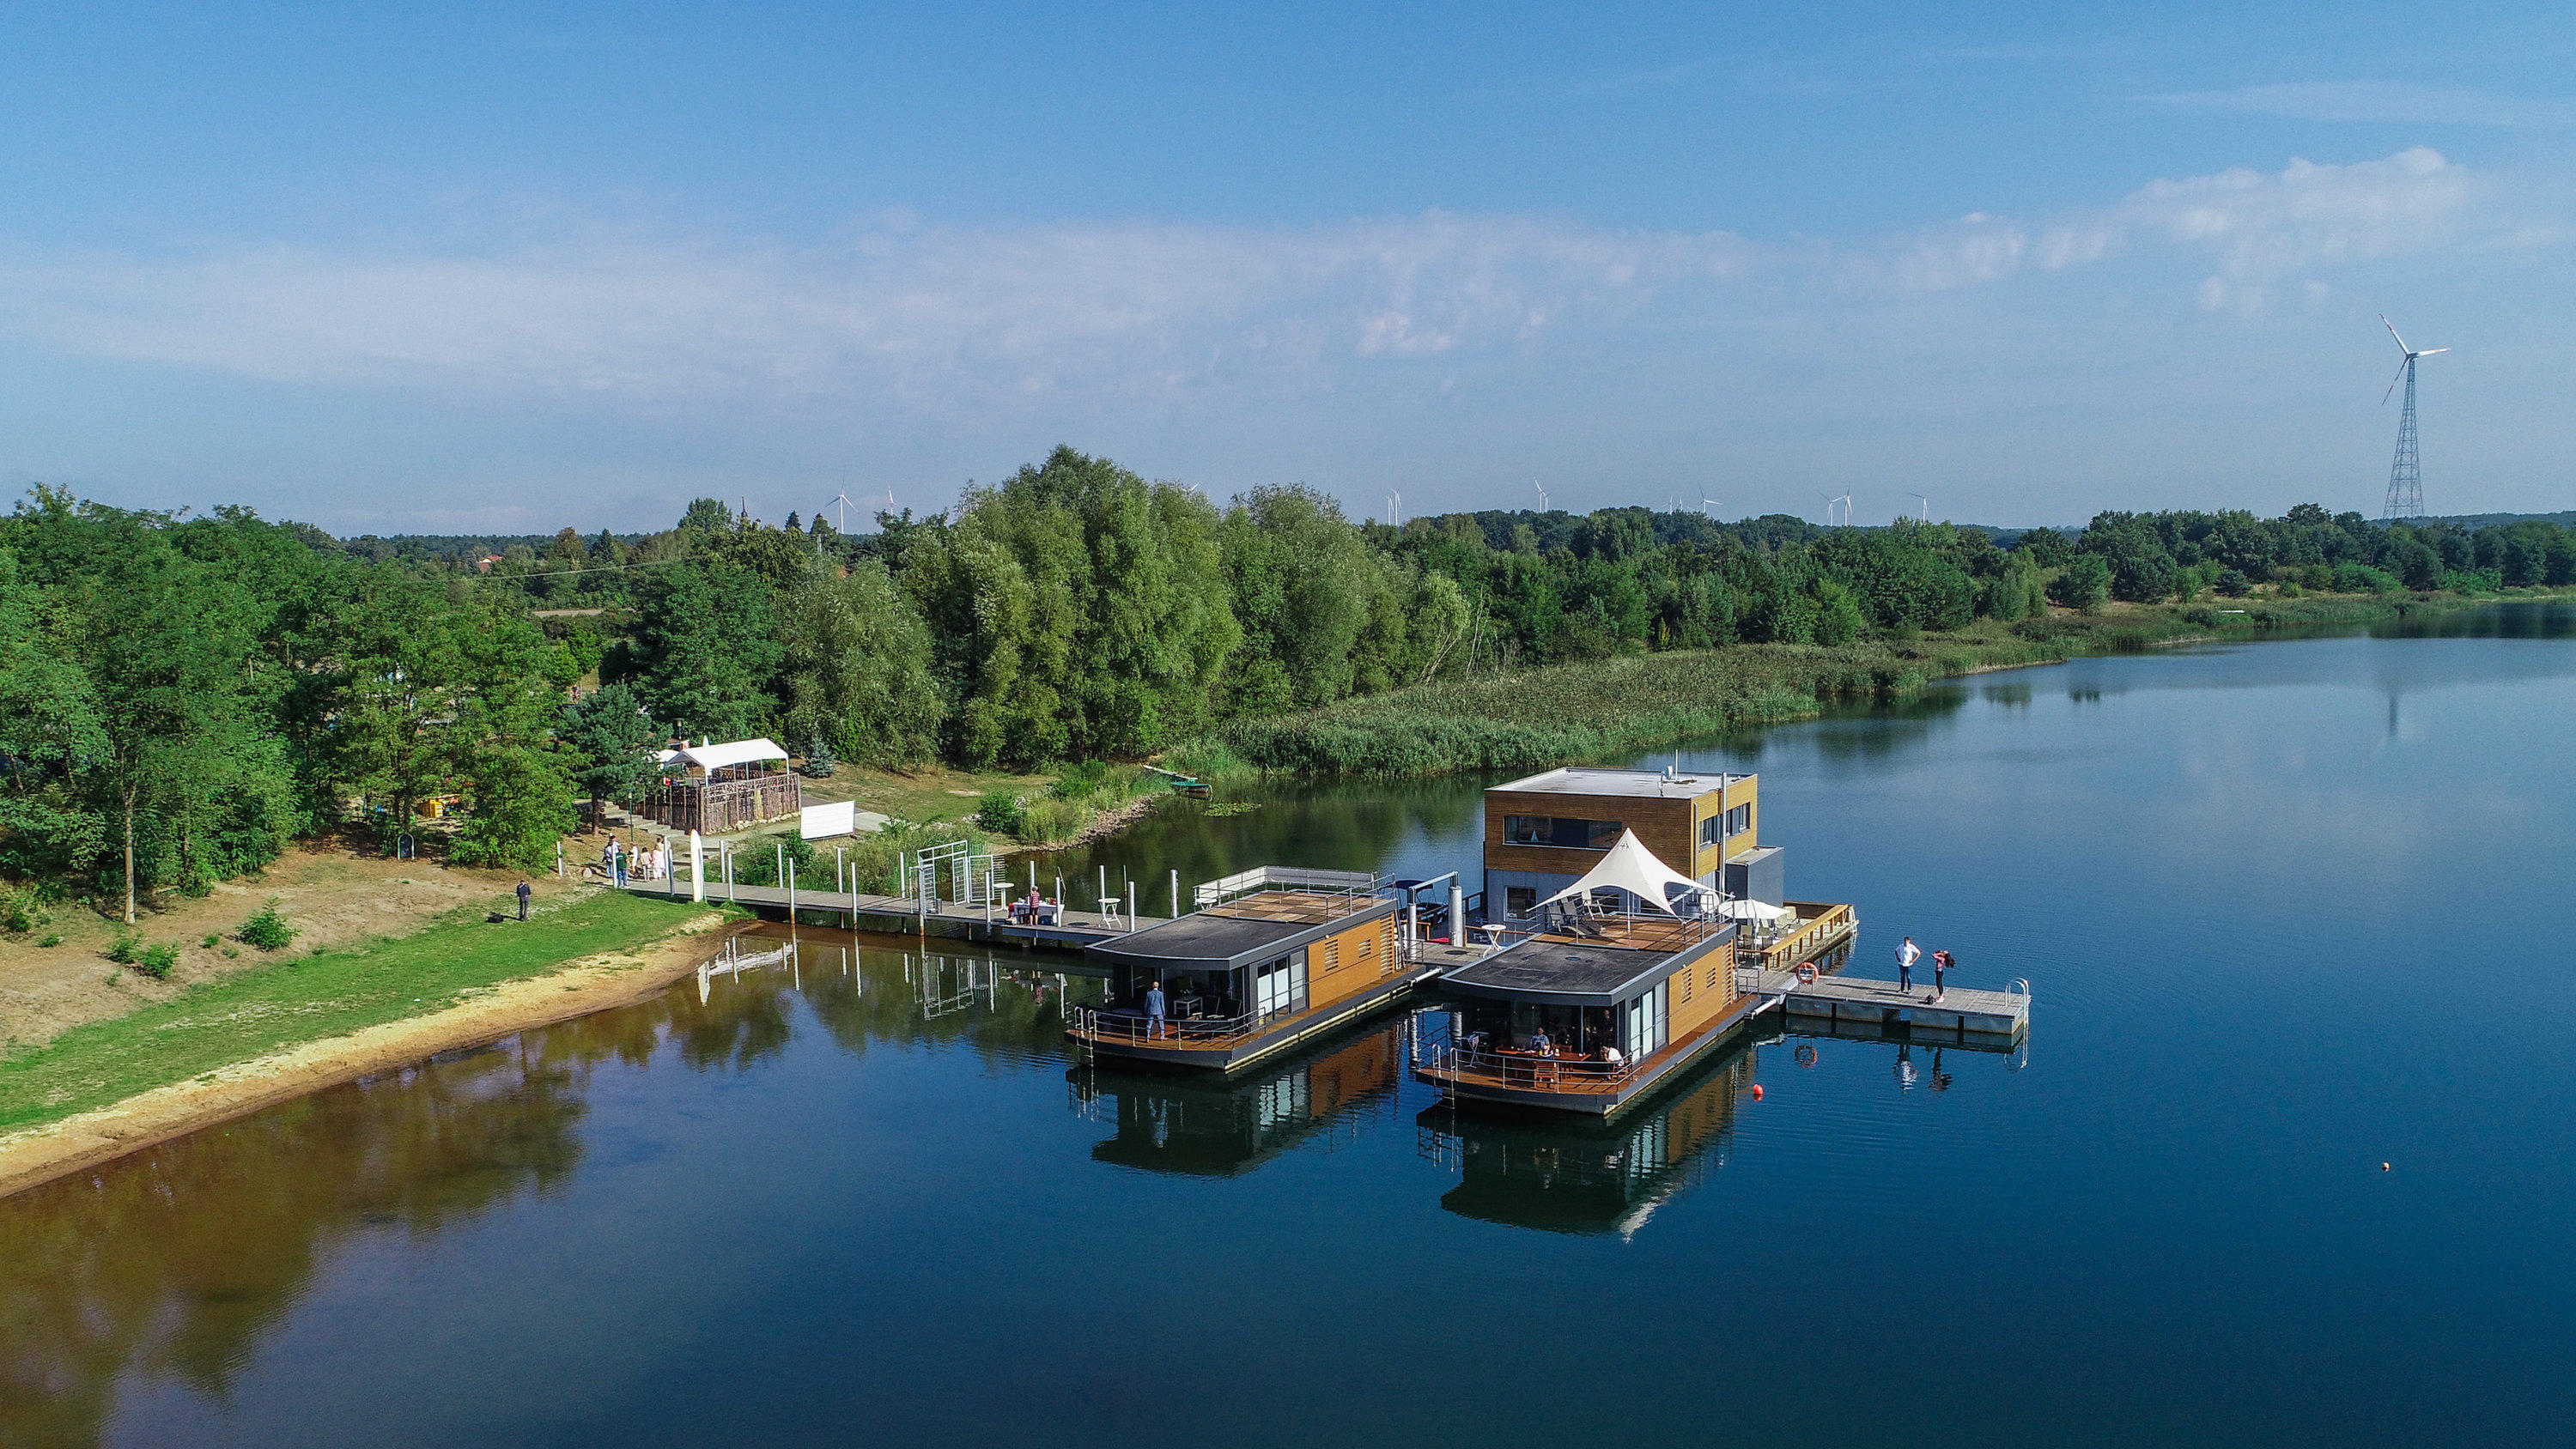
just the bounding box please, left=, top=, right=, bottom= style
left=1491, top=766, right=1749, bottom=800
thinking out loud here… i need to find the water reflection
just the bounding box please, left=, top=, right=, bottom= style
left=1069, top=1023, right=1405, bottom=1177
left=0, top=1038, right=596, bottom=1448
left=0, top=924, right=1089, bottom=1449
left=2370, top=599, right=2576, bottom=640
left=1416, top=1037, right=1758, bottom=1240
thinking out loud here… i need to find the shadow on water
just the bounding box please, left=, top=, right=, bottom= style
left=1416, top=1033, right=1761, bottom=1239
left=1067, top=1022, right=1407, bottom=1178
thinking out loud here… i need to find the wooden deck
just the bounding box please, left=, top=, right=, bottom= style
left=1772, top=971, right=2028, bottom=1038
left=1414, top=990, right=1775, bottom=1117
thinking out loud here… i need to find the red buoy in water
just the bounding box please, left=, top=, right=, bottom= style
left=1751, top=1083, right=1765, bottom=1100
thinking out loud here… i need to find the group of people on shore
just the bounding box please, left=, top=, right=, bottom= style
left=1893, top=937, right=1958, bottom=1002
left=601, top=837, right=670, bottom=887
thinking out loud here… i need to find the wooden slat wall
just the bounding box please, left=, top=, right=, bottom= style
left=1306, top=913, right=1400, bottom=1010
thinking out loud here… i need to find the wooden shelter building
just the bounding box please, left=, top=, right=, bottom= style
left=641, top=737, right=802, bottom=835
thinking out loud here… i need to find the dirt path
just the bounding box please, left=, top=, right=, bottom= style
left=0, top=909, right=735, bottom=1201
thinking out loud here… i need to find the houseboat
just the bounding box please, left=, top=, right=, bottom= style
left=1423, top=764, right=1858, bottom=1115
left=1068, top=867, right=1441, bottom=1072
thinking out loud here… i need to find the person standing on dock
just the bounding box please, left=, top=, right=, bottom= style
left=1931, top=949, right=1951, bottom=1002
left=1144, top=978, right=1166, bottom=1040
left=1897, top=937, right=1921, bottom=993
left=516, top=878, right=532, bottom=920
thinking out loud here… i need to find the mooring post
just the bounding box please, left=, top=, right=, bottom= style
left=690, top=829, right=704, bottom=904
left=1126, top=880, right=1136, bottom=933
left=1170, top=869, right=1179, bottom=919
left=787, top=859, right=797, bottom=923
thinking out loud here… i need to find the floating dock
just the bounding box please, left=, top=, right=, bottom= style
left=1768, top=971, right=2028, bottom=1040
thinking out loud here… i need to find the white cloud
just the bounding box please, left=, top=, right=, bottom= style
left=1862, top=147, right=2488, bottom=309
left=0, top=149, right=2537, bottom=412
left=0, top=215, right=1753, bottom=411
left=2150, top=82, right=2576, bottom=129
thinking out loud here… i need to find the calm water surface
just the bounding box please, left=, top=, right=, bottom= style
left=8, top=605, right=2576, bottom=1447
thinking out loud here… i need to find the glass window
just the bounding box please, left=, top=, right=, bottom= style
left=1508, top=815, right=1625, bottom=847
left=1505, top=886, right=1536, bottom=916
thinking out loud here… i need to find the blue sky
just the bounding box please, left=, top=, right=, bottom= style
left=1, top=2, right=2568, bottom=532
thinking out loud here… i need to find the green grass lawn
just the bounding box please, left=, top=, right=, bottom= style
left=0, top=888, right=714, bottom=1134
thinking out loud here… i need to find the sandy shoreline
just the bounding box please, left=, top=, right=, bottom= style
left=0, top=910, right=736, bottom=1202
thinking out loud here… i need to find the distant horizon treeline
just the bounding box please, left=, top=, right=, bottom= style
left=5, top=453, right=2573, bottom=913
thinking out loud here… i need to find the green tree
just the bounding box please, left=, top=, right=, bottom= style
left=2047, top=555, right=2111, bottom=613
left=615, top=560, right=785, bottom=742
left=777, top=560, right=945, bottom=766
left=0, top=544, right=106, bottom=882
left=560, top=682, right=665, bottom=822
left=904, top=447, right=1236, bottom=767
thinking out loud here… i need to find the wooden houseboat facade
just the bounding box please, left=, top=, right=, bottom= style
left=1069, top=868, right=1442, bottom=1072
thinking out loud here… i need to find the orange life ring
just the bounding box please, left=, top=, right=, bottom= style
left=1795, top=963, right=1817, bottom=985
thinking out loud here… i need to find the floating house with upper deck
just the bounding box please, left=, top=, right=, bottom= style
left=1068, top=867, right=1441, bottom=1072
left=1418, top=766, right=1861, bottom=1116
left=1482, top=766, right=1776, bottom=923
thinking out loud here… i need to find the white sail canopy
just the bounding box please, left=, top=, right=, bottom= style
left=1537, top=829, right=1713, bottom=918
left=1715, top=896, right=1794, bottom=923
left=655, top=737, right=788, bottom=773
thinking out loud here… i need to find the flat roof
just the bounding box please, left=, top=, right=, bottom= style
left=1489, top=766, right=1748, bottom=801
left=1440, top=925, right=1735, bottom=1007
left=1088, top=890, right=1394, bottom=973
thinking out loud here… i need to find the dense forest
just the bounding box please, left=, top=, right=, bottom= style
left=5, top=449, right=2573, bottom=916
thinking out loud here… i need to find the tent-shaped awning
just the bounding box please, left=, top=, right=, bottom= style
left=655, top=737, right=789, bottom=773
left=1715, top=896, right=1794, bottom=923
left=1537, top=829, right=1715, bottom=918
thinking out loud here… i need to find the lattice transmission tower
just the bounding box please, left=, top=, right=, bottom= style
left=2379, top=315, right=2445, bottom=520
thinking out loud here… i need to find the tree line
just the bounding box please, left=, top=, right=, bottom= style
left=7, top=453, right=2572, bottom=915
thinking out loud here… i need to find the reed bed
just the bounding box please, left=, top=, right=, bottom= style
left=1209, top=635, right=2068, bottom=777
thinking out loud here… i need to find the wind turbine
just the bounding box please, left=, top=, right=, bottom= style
left=1910, top=492, right=1930, bottom=522
left=2379, top=314, right=2447, bottom=519
left=823, top=492, right=860, bottom=532
left=1699, top=497, right=1721, bottom=521
left=1818, top=492, right=1852, bottom=527
left=1534, top=479, right=1549, bottom=512
left=1386, top=489, right=1401, bottom=526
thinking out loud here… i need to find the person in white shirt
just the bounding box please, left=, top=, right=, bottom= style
left=1897, top=937, right=1922, bottom=993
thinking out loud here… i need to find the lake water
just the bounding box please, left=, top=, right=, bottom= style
left=8, top=604, right=2576, bottom=1448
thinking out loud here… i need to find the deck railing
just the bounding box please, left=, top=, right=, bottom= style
left=1072, top=1005, right=1267, bottom=1049
left=1741, top=901, right=1857, bottom=973
left=1419, top=1045, right=1641, bottom=1094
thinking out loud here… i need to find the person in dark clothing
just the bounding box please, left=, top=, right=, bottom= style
left=516, top=879, right=532, bottom=920
left=1932, top=948, right=1952, bottom=1002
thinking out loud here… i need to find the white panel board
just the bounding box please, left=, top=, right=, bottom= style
left=799, top=800, right=857, bottom=840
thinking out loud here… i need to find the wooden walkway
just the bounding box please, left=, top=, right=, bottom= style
left=1770, top=970, right=2029, bottom=1038
left=621, top=877, right=1138, bottom=949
